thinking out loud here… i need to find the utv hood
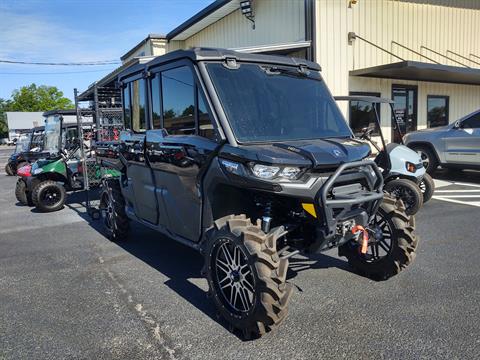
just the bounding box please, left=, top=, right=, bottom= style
left=226, top=138, right=371, bottom=168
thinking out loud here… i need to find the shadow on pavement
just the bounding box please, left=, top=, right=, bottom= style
left=434, top=168, right=480, bottom=184
left=62, top=194, right=355, bottom=340
left=287, top=252, right=353, bottom=287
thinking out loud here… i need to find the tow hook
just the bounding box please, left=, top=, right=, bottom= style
left=352, top=225, right=369, bottom=254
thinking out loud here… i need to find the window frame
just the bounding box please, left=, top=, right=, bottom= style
left=122, top=82, right=132, bottom=130
left=461, top=111, right=480, bottom=129
left=121, top=71, right=150, bottom=133
left=426, top=95, right=449, bottom=128
left=348, top=91, right=381, bottom=136
left=148, top=59, right=219, bottom=141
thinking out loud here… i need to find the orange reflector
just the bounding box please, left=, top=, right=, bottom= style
left=302, top=203, right=317, bottom=218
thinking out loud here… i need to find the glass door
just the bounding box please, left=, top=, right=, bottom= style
left=392, top=85, right=417, bottom=143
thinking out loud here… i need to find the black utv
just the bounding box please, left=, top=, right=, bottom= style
left=5, top=126, right=46, bottom=176
left=99, top=48, right=417, bottom=339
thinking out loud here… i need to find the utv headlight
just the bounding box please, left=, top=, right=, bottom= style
left=251, top=164, right=280, bottom=179
left=251, top=163, right=302, bottom=180
left=279, top=166, right=302, bottom=180
left=406, top=162, right=416, bottom=173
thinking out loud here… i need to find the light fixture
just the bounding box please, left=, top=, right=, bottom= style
left=240, top=1, right=255, bottom=29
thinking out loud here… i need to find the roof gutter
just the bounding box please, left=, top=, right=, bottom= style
left=166, top=0, right=233, bottom=40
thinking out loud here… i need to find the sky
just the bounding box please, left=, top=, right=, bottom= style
left=0, top=0, right=215, bottom=101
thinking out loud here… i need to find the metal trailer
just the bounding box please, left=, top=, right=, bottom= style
left=74, top=83, right=124, bottom=218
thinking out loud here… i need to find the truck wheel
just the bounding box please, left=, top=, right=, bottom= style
left=5, top=163, right=14, bottom=176
left=15, top=179, right=28, bottom=205
left=419, top=173, right=435, bottom=203
left=411, top=146, right=438, bottom=174
left=340, top=195, right=417, bottom=280
left=32, top=180, right=66, bottom=212
left=203, top=215, right=293, bottom=339
left=384, top=178, right=423, bottom=215
left=99, top=179, right=129, bottom=241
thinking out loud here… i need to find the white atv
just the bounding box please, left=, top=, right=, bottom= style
left=336, top=96, right=435, bottom=215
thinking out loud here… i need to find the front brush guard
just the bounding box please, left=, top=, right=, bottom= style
left=314, top=160, right=384, bottom=241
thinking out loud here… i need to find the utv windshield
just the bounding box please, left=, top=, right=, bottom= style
left=207, top=63, right=352, bottom=143
left=15, top=134, right=31, bottom=153
left=43, top=115, right=62, bottom=153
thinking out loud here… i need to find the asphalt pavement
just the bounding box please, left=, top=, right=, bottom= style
left=0, top=146, right=479, bottom=360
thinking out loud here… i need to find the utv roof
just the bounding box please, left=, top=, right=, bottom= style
left=42, top=109, right=78, bottom=117
left=334, top=96, right=394, bottom=104
left=118, top=47, right=321, bottom=82
left=62, top=122, right=94, bottom=128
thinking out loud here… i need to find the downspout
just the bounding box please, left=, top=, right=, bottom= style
left=304, top=0, right=316, bottom=62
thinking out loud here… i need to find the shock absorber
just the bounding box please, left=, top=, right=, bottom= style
left=261, top=201, right=273, bottom=233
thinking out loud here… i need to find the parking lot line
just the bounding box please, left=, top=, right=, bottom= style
left=431, top=196, right=480, bottom=207
left=435, top=189, right=480, bottom=193
left=434, top=195, right=480, bottom=198
left=450, top=182, right=480, bottom=188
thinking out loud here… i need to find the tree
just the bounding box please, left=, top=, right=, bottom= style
left=0, top=98, right=12, bottom=137
left=0, top=84, right=73, bottom=138
left=8, top=84, right=73, bottom=112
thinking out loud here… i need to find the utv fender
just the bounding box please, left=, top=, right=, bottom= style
left=201, top=159, right=259, bottom=238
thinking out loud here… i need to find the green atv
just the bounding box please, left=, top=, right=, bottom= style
left=16, top=111, right=119, bottom=212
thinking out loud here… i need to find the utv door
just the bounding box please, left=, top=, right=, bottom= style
left=121, top=78, right=159, bottom=225
left=146, top=132, right=217, bottom=241
left=146, top=64, right=219, bottom=241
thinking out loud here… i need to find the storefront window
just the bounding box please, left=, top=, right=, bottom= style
left=427, top=96, right=449, bottom=128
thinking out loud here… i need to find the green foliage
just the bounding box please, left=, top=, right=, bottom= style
left=0, top=84, right=73, bottom=138
left=0, top=98, right=12, bottom=137
left=9, top=84, right=73, bottom=112
left=181, top=105, right=195, bottom=117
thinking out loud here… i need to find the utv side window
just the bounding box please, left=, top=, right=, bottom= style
left=131, top=79, right=147, bottom=132
left=123, top=84, right=132, bottom=130
left=162, top=66, right=195, bottom=135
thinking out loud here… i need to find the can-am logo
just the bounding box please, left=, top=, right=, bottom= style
left=332, top=149, right=342, bottom=157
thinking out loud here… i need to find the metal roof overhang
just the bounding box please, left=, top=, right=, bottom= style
left=167, top=0, right=238, bottom=41
left=77, top=56, right=155, bottom=101
left=350, top=61, right=480, bottom=86
left=230, top=41, right=311, bottom=54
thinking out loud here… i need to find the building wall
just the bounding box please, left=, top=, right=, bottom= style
left=179, top=0, right=306, bottom=50
left=151, top=39, right=168, bottom=56
left=315, top=0, right=480, bottom=132
left=350, top=76, right=480, bottom=142
left=349, top=0, right=480, bottom=69
left=122, top=39, right=168, bottom=63
left=316, top=0, right=480, bottom=109
left=160, top=0, right=480, bottom=141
